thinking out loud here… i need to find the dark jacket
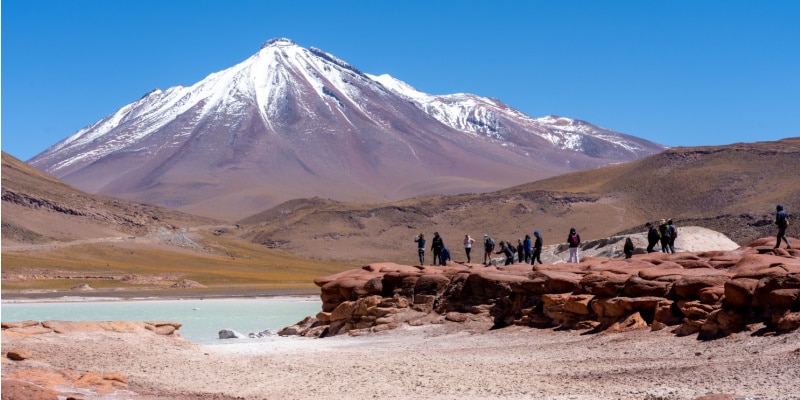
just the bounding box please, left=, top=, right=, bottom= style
left=497, top=244, right=514, bottom=258
left=777, top=209, right=789, bottom=228
left=431, top=235, right=443, bottom=251
left=647, top=227, right=660, bottom=244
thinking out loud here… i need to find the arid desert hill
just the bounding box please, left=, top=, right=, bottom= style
left=1, top=151, right=350, bottom=296
left=238, top=138, right=800, bottom=264
left=1, top=151, right=220, bottom=245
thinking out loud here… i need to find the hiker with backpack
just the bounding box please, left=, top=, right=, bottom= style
left=532, top=230, right=543, bottom=265
left=667, top=219, right=677, bottom=253
left=483, top=235, right=495, bottom=265
left=431, top=232, right=444, bottom=266
left=775, top=205, right=792, bottom=249
left=658, top=219, right=672, bottom=253
left=566, top=228, right=581, bottom=263
left=495, top=240, right=515, bottom=266
left=414, top=233, right=426, bottom=265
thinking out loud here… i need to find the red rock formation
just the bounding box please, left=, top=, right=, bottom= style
left=283, top=237, right=800, bottom=339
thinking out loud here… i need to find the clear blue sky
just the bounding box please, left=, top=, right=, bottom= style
left=3, top=0, right=799, bottom=161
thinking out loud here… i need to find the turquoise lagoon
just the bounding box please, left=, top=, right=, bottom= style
left=0, top=297, right=321, bottom=344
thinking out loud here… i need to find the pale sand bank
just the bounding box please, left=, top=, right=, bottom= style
left=3, top=319, right=799, bottom=400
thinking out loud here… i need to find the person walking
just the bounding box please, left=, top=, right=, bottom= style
left=483, top=235, right=495, bottom=265
left=463, top=234, right=475, bottom=263
left=667, top=219, right=677, bottom=253
left=658, top=219, right=672, bottom=253
left=775, top=205, right=792, bottom=249
left=414, top=233, right=426, bottom=265
left=532, top=231, right=543, bottom=265
left=646, top=222, right=659, bottom=253
left=516, top=239, right=524, bottom=263
left=523, top=234, right=533, bottom=264
left=431, top=232, right=444, bottom=266
left=495, top=240, right=515, bottom=266
left=567, top=228, right=581, bottom=263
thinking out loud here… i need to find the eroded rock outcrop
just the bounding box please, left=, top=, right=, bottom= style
left=283, top=237, right=800, bottom=339
left=1, top=321, right=181, bottom=399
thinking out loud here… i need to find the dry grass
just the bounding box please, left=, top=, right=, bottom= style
left=1, top=233, right=352, bottom=293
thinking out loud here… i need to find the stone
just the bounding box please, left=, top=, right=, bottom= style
left=605, top=312, right=648, bottom=333
left=776, top=311, right=800, bottom=331
left=218, top=329, right=246, bottom=339
left=724, top=278, right=759, bottom=308
left=6, top=348, right=32, bottom=361
left=563, top=294, right=594, bottom=315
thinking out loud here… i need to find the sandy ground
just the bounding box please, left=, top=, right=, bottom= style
left=3, top=319, right=800, bottom=400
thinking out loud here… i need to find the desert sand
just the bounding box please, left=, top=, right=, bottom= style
left=2, top=317, right=799, bottom=400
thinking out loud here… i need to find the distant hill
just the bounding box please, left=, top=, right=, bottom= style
left=2, top=151, right=218, bottom=244
left=238, top=138, right=800, bottom=264
left=1, top=151, right=350, bottom=296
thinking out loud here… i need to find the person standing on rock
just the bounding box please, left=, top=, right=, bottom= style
left=775, top=205, right=792, bottom=249
left=516, top=239, right=525, bottom=263
left=523, top=234, right=533, bottom=263
left=495, top=240, right=515, bottom=265
left=414, top=233, right=426, bottom=265
left=532, top=231, right=543, bottom=265
left=658, top=219, right=672, bottom=253
left=431, top=232, right=444, bottom=266
left=667, top=219, right=678, bottom=253
left=646, top=222, right=659, bottom=253
left=464, top=234, right=475, bottom=263
left=567, top=228, right=581, bottom=263
left=483, top=234, right=495, bottom=265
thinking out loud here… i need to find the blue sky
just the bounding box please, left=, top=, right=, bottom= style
left=3, top=0, right=799, bottom=161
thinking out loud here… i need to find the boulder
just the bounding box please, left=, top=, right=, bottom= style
left=724, top=278, right=759, bottom=308
left=218, top=329, right=246, bottom=339
left=6, top=348, right=32, bottom=361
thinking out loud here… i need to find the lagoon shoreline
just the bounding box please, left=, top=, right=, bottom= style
left=0, top=286, right=321, bottom=303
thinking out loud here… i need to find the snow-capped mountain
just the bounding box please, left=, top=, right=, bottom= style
left=29, top=38, right=665, bottom=220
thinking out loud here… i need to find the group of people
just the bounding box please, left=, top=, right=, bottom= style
left=412, top=204, right=792, bottom=267
left=414, top=228, right=580, bottom=266
left=480, top=231, right=549, bottom=266
left=414, top=232, right=452, bottom=266
left=645, top=218, right=678, bottom=253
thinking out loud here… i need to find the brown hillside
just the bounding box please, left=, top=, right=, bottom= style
left=239, top=138, right=800, bottom=265
left=1, top=152, right=352, bottom=297
left=2, top=151, right=219, bottom=244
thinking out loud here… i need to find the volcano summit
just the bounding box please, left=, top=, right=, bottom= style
left=30, top=38, right=665, bottom=219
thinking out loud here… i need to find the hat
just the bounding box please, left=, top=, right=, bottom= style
left=646, top=222, right=652, bottom=226
left=534, top=230, right=540, bottom=235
